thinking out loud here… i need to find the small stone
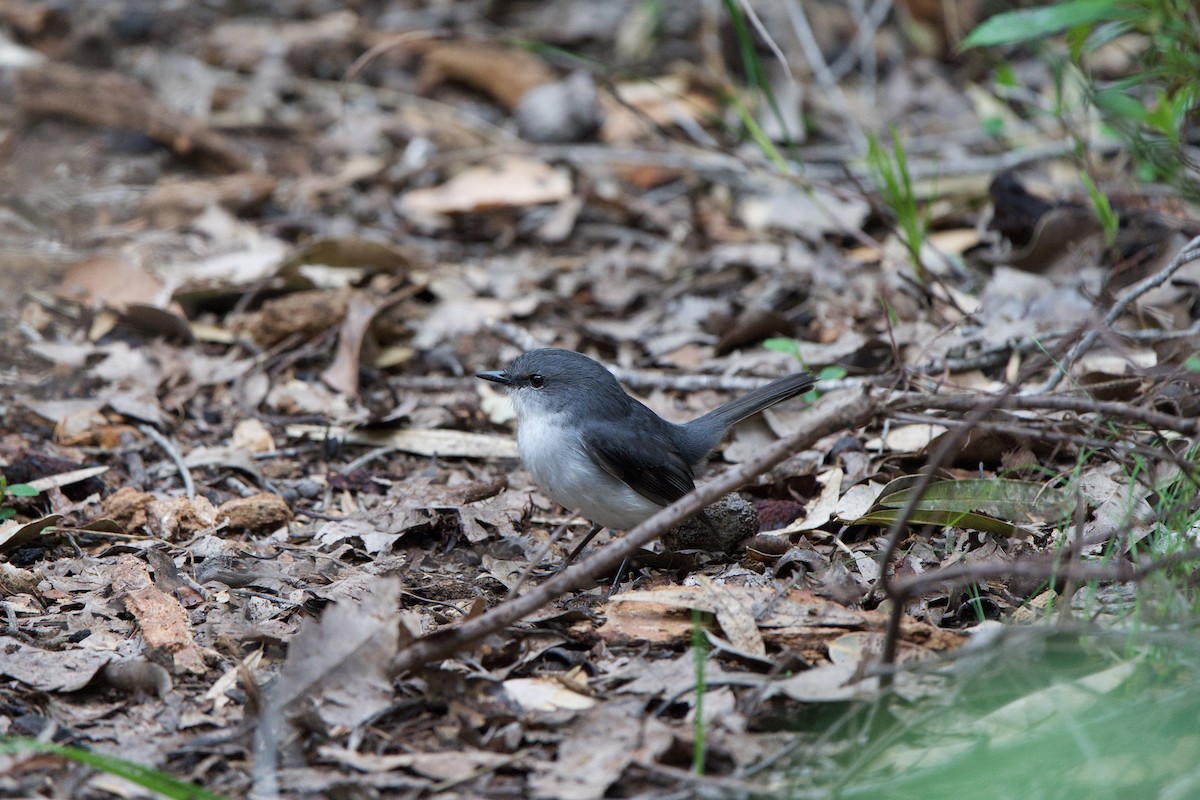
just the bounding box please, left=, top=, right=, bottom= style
left=662, top=493, right=759, bottom=553
left=295, top=479, right=323, bottom=500
left=515, top=71, right=601, bottom=143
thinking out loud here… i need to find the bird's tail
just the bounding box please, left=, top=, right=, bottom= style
left=678, top=371, right=817, bottom=462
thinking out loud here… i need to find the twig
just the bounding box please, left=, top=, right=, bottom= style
left=875, top=386, right=1018, bottom=671
left=829, top=0, right=894, bottom=80
left=889, top=411, right=1196, bottom=472
left=507, top=518, right=579, bottom=598
left=1037, top=233, right=1200, bottom=392
left=737, top=0, right=799, bottom=98
left=138, top=424, right=195, bottom=500
left=120, top=430, right=147, bottom=490
left=893, top=392, right=1200, bottom=436
left=890, top=547, right=1200, bottom=599
left=485, top=321, right=550, bottom=353
left=782, top=0, right=868, bottom=151
left=389, top=390, right=877, bottom=677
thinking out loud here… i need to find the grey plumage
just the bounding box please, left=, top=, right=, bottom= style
left=478, top=348, right=816, bottom=530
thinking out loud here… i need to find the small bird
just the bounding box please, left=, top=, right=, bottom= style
left=478, top=348, right=816, bottom=560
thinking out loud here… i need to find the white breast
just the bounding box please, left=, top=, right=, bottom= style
left=517, top=413, right=661, bottom=530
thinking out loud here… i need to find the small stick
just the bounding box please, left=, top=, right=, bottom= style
left=139, top=425, right=195, bottom=500
left=1037, top=233, right=1200, bottom=393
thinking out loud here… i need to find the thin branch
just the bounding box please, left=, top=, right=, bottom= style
left=874, top=386, right=1018, bottom=670
left=138, top=425, right=195, bottom=501
left=893, top=392, right=1200, bottom=436
left=829, top=0, right=894, bottom=80
left=1037, top=233, right=1200, bottom=392
left=890, top=411, right=1196, bottom=471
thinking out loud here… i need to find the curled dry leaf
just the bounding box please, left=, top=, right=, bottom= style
left=502, top=676, right=596, bottom=713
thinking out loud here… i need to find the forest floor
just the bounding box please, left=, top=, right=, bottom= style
left=2, top=2, right=1200, bottom=798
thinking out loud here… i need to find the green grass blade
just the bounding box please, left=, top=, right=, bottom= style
left=0, top=737, right=228, bottom=800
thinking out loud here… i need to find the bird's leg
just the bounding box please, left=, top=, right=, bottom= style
left=604, top=557, right=630, bottom=598
left=509, top=517, right=577, bottom=597
left=561, top=523, right=605, bottom=569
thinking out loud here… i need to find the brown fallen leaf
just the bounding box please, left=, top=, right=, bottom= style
left=139, top=172, right=277, bottom=224
left=266, top=575, right=402, bottom=730
left=321, top=291, right=383, bottom=396
left=414, top=40, right=555, bottom=110
left=528, top=698, right=644, bottom=800
left=57, top=256, right=168, bottom=311
left=695, top=575, right=767, bottom=659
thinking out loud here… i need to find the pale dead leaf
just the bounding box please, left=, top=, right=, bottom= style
left=502, top=676, right=596, bottom=712
left=292, top=426, right=519, bottom=460
left=321, top=292, right=382, bottom=396
left=739, top=182, right=869, bottom=240
left=695, top=575, right=766, bottom=658
left=268, top=575, right=402, bottom=729
left=529, top=699, right=642, bottom=800
left=479, top=382, right=516, bottom=425
left=834, top=481, right=885, bottom=522
left=23, top=466, right=109, bottom=493
left=267, top=379, right=361, bottom=422
left=0, top=515, right=62, bottom=555
left=57, top=255, right=168, bottom=310
left=205, top=649, right=264, bottom=711
left=317, top=746, right=513, bottom=779
left=865, top=423, right=949, bottom=453
left=0, top=635, right=114, bottom=691
left=314, top=512, right=433, bottom=555
left=794, top=467, right=843, bottom=531
left=398, top=156, right=572, bottom=226
left=232, top=419, right=275, bottom=453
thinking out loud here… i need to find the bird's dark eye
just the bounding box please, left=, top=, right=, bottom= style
left=529, top=374, right=546, bottom=389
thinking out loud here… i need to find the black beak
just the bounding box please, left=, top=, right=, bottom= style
left=476, top=370, right=512, bottom=386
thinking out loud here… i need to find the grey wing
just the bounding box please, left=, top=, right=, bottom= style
left=580, top=424, right=695, bottom=508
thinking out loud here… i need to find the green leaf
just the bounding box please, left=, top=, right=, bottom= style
left=0, top=737, right=228, bottom=800
left=763, top=337, right=805, bottom=366
left=1079, top=172, right=1118, bottom=247
left=763, top=337, right=798, bottom=353
left=852, top=508, right=1039, bottom=539
left=874, top=478, right=1074, bottom=524
left=962, top=0, right=1129, bottom=49
left=851, top=477, right=1074, bottom=538
left=6, top=483, right=38, bottom=497
left=1183, top=355, right=1200, bottom=373
left=817, top=365, right=848, bottom=381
